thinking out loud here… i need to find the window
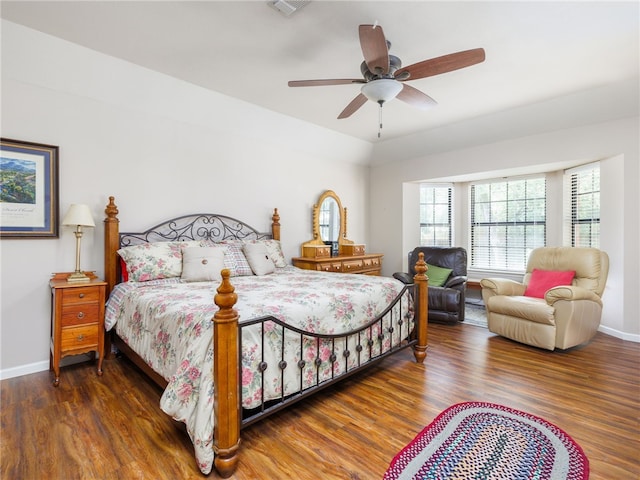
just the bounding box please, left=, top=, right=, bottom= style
left=564, top=163, right=600, bottom=247
left=419, top=184, right=452, bottom=246
left=470, top=176, right=546, bottom=271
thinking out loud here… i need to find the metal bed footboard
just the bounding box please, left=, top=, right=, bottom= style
left=240, top=283, right=415, bottom=427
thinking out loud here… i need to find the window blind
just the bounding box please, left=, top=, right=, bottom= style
left=470, top=176, right=546, bottom=271
left=419, top=184, right=452, bottom=246
left=563, top=162, right=600, bottom=248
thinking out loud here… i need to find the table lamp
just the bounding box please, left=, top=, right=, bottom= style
left=62, top=204, right=95, bottom=283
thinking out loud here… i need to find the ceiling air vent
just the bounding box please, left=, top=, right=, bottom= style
left=268, top=0, right=311, bottom=17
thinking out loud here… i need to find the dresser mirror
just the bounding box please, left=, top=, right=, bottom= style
left=299, top=190, right=364, bottom=258
left=318, top=191, right=342, bottom=243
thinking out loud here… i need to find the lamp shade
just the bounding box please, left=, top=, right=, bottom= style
left=361, top=79, right=404, bottom=104
left=62, top=204, right=95, bottom=227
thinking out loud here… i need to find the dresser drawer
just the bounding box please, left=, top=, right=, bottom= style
left=61, top=303, right=100, bottom=327
left=342, top=244, right=365, bottom=256
left=61, top=286, right=101, bottom=305
left=302, top=245, right=331, bottom=259
left=330, top=262, right=343, bottom=273
left=61, top=325, right=99, bottom=351
left=342, top=259, right=363, bottom=272
left=363, top=257, right=381, bottom=268
left=314, top=262, right=343, bottom=272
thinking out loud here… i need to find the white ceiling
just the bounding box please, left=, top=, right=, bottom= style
left=1, top=1, right=639, bottom=143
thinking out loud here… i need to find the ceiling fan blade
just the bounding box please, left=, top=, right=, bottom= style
left=396, top=84, right=438, bottom=110
left=288, top=79, right=365, bottom=87
left=359, top=24, right=390, bottom=75
left=338, top=94, right=368, bottom=119
left=395, top=48, right=486, bottom=81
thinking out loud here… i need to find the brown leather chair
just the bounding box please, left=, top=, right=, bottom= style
left=394, top=247, right=468, bottom=324
left=481, top=247, right=609, bottom=350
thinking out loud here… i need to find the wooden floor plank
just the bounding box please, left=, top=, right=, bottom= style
left=1, top=324, right=638, bottom=479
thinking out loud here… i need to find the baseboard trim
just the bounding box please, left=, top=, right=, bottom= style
left=0, top=360, right=49, bottom=381
left=0, top=353, right=94, bottom=381
left=598, top=325, right=640, bottom=343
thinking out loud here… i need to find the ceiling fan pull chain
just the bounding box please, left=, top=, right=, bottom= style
left=378, top=102, right=383, bottom=138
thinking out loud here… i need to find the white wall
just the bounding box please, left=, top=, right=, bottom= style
left=0, top=21, right=373, bottom=377
left=369, top=117, right=640, bottom=340
left=2, top=20, right=638, bottom=379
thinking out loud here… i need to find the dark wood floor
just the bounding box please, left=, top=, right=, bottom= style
left=1, top=323, right=638, bottom=479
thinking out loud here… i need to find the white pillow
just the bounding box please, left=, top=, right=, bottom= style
left=242, top=242, right=276, bottom=276
left=181, top=247, right=226, bottom=282
left=244, top=239, right=287, bottom=268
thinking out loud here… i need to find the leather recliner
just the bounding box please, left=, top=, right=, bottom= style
left=394, top=247, right=468, bottom=324
left=481, top=247, right=609, bottom=350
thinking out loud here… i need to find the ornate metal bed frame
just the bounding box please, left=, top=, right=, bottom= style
left=103, top=196, right=428, bottom=477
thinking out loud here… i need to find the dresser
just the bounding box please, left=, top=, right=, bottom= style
left=49, top=273, right=107, bottom=386
left=292, top=253, right=383, bottom=275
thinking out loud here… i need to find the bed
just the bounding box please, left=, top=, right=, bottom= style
left=102, top=196, right=428, bottom=477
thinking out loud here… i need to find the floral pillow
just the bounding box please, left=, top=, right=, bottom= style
left=118, top=242, right=188, bottom=282
left=243, top=239, right=287, bottom=268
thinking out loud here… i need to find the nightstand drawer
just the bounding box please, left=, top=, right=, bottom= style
left=61, top=287, right=101, bottom=305
left=61, top=303, right=100, bottom=327
left=61, top=325, right=98, bottom=350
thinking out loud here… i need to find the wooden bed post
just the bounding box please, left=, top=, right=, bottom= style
left=103, top=196, right=120, bottom=358
left=413, top=252, right=429, bottom=363
left=104, top=196, right=119, bottom=298
left=213, top=269, right=241, bottom=478
left=271, top=208, right=280, bottom=241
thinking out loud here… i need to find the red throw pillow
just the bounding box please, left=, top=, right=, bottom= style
left=120, top=257, right=129, bottom=282
left=524, top=269, right=576, bottom=298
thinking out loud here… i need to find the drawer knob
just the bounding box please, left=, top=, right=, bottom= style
left=78, top=293, right=85, bottom=298
left=77, top=334, right=85, bottom=341
left=77, top=312, right=85, bottom=319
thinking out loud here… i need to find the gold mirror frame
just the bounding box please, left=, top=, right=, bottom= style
left=315, top=190, right=344, bottom=243
left=301, top=190, right=354, bottom=256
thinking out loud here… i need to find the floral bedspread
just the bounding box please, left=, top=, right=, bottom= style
left=105, top=267, right=413, bottom=474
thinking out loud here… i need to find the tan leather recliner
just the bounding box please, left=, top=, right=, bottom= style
left=480, top=247, right=609, bottom=350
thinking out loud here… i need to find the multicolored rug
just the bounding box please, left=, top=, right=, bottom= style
left=384, top=402, right=589, bottom=480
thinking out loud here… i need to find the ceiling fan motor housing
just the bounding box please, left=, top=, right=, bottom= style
left=360, top=55, right=402, bottom=81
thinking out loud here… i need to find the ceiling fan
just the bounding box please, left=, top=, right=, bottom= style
left=288, top=24, right=485, bottom=123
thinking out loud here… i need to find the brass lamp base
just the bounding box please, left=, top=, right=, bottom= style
left=67, top=271, right=91, bottom=283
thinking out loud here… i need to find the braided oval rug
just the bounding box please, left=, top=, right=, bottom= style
left=384, top=402, right=589, bottom=480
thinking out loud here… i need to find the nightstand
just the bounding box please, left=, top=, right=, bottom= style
left=49, top=272, right=107, bottom=386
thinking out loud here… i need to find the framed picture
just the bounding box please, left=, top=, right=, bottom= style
left=0, top=138, right=59, bottom=238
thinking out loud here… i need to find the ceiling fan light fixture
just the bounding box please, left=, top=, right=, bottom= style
left=268, top=0, right=311, bottom=17
left=361, top=79, right=403, bottom=104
